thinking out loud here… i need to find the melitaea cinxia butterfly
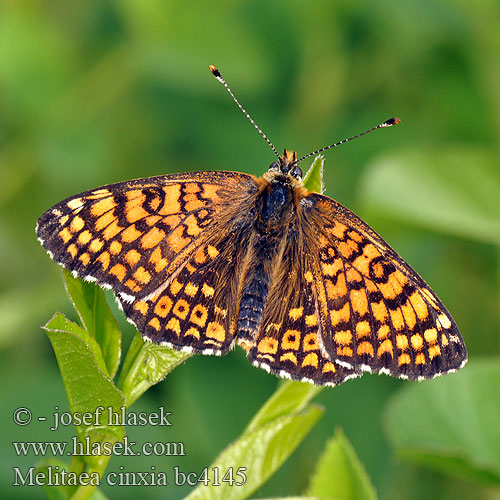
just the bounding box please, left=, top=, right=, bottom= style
left=36, top=66, right=467, bottom=386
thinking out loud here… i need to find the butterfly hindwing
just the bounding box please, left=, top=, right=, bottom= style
left=305, top=193, right=467, bottom=380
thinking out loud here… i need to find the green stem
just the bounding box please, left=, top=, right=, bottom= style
left=69, top=455, right=111, bottom=500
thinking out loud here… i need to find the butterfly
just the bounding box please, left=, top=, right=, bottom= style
left=36, top=65, right=467, bottom=387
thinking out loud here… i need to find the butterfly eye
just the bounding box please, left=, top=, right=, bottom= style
left=290, top=165, right=302, bottom=179
left=268, top=161, right=280, bottom=172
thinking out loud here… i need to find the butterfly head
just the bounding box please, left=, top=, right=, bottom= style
left=267, top=149, right=303, bottom=181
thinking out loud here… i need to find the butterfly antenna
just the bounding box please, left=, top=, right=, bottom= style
left=209, top=65, right=281, bottom=161
left=293, top=117, right=401, bottom=166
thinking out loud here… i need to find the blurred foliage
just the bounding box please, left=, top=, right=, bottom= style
left=1, top=1, right=499, bottom=499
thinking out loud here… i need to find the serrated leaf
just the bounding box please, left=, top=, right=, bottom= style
left=306, top=429, right=378, bottom=500
left=384, top=359, right=500, bottom=487
left=185, top=405, right=324, bottom=500
left=118, top=333, right=191, bottom=407
left=303, top=155, right=324, bottom=194
left=44, top=313, right=125, bottom=468
left=360, top=147, right=500, bottom=244
left=64, top=270, right=121, bottom=378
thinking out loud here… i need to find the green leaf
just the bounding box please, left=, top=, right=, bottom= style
left=185, top=405, right=324, bottom=500
left=43, top=313, right=126, bottom=468
left=303, top=155, right=324, bottom=194
left=245, top=380, right=323, bottom=433
left=384, top=359, right=500, bottom=487
left=118, top=332, right=192, bottom=407
left=64, top=270, right=122, bottom=378
left=360, top=147, right=500, bottom=244
left=306, top=429, right=378, bottom=500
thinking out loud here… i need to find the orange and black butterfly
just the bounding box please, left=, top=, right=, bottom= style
left=36, top=66, right=467, bottom=387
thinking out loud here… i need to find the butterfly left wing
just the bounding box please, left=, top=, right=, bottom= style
left=304, top=193, right=467, bottom=381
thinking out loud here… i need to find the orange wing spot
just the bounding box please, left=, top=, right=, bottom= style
left=372, top=262, right=385, bottom=279
left=372, top=300, right=388, bottom=322
left=365, top=279, right=378, bottom=293
left=59, top=215, right=69, bottom=225
left=59, top=227, right=73, bottom=244
left=89, top=238, right=104, bottom=253
left=154, top=296, right=173, bottom=318
left=170, top=278, right=183, bottom=295
left=350, top=289, right=369, bottom=316
left=348, top=230, right=364, bottom=243
left=411, top=334, right=424, bottom=351
left=207, top=245, right=219, bottom=258
left=185, top=327, right=200, bottom=340
left=280, top=352, right=298, bottom=365
left=305, top=314, right=318, bottom=327
left=163, top=214, right=182, bottom=229
left=185, top=262, right=197, bottom=274
left=201, top=183, right=221, bottom=202
left=166, top=317, right=181, bottom=336
left=288, top=307, right=303, bottom=321
left=183, top=214, right=203, bottom=237
left=356, top=321, right=371, bottom=339
left=194, top=246, right=207, bottom=264
left=428, top=344, right=441, bottom=360
left=330, top=221, right=347, bottom=239
left=377, top=324, right=390, bottom=340
left=190, top=304, right=208, bottom=327
left=110, top=263, right=127, bottom=282
left=202, top=283, right=215, bottom=297
left=184, top=183, right=201, bottom=194
left=166, top=225, right=190, bottom=253
left=125, top=249, right=142, bottom=267
left=90, top=197, right=116, bottom=217
left=438, top=313, right=452, bottom=329
left=415, top=352, right=426, bottom=365
left=377, top=339, right=393, bottom=357
left=337, top=239, right=358, bottom=259
left=410, top=291, right=429, bottom=321
left=141, top=227, right=166, bottom=249
left=396, top=334, right=409, bottom=351
left=400, top=299, right=417, bottom=330
left=184, top=282, right=199, bottom=297
left=206, top=321, right=225, bottom=343
left=173, top=299, right=190, bottom=319
left=67, top=198, right=84, bottom=210
left=282, top=330, right=301, bottom=350
left=215, top=306, right=227, bottom=319
left=79, top=252, right=90, bottom=266
left=322, top=361, right=336, bottom=373
left=109, top=240, right=122, bottom=255
left=422, top=288, right=439, bottom=308
left=144, top=215, right=162, bottom=226
left=149, top=246, right=168, bottom=273
left=70, top=216, right=85, bottom=233
left=302, top=352, right=319, bottom=368
left=325, top=274, right=347, bottom=300
left=67, top=243, right=78, bottom=258
left=334, top=330, right=352, bottom=345
left=398, top=353, right=411, bottom=366
left=102, top=220, right=122, bottom=240
left=134, top=301, right=149, bottom=315
left=133, top=266, right=151, bottom=285
left=125, top=279, right=141, bottom=292
left=95, top=211, right=116, bottom=232
left=303, top=333, right=319, bottom=351
left=78, top=230, right=92, bottom=245
left=346, top=266, right=363, bottom=283
left=357, top=341, right=374, bottom=357
left=378, top=279, right=398, bottom=301
left=321, top=261, right=341, bottom=276
left=159, top=185, right=182, bottom=215
left=126, top=202, right=148, bottom=224
left=441, top=334, right=449, bottom=347
left=148, top=317, right=161, bottom=331
left=330, top=302, right=350, bottom=327
left=390, top=308, right=405, bottom=331
left=337, top=346, right=353, bottom=357
left=96, top=251, right=110, bottom=270
left=121, top=224, right=142, bottom=243
left=304, top=271, right=313, bottom=283
left=184, top=197, right=205, bottom=212
left=424, top=328, right=438, bottom=344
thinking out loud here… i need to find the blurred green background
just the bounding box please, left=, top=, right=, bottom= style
left=1, top=1, right=499, bottom=499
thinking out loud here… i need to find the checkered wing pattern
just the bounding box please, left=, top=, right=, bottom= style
left=306, top=193, right=467, bottom=380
